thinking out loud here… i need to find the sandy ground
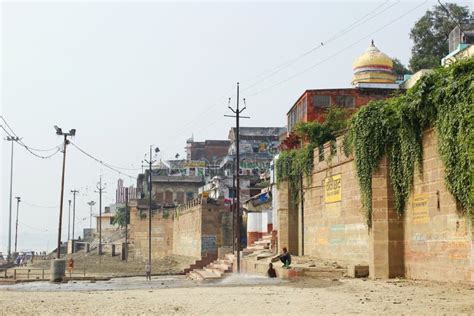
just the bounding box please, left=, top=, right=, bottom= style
left=1, top=275, right=473, bottom=315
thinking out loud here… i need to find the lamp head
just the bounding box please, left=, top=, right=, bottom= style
left=155, top=147, right=160, bottom=153
left=54, top=125, right=63, bottom=135
left=69, top=129, right=76, bottom=136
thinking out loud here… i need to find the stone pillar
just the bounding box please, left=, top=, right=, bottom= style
left=277, top=181, right=290, bottom=253
left=370, top=157, right=405, bottom=279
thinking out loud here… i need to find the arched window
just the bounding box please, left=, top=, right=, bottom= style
left=165, top=190, right=173, bottom=204
left=154, top=191, right=164, bottom=203
left=176, top=191, right=185, bottom=205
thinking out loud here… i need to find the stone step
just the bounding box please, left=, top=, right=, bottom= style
left=188, top=271, right=203, bottom=281
left=253, top=240, right=270, bottom=246
left=216, top=259, right=233, bottom=266
left=194, top=269, right=222, bottom=279
left=246, top=244, right=266, bottom=250
left=204, top=266, right=224, bottom=276
left=225, top=253, right=235, bottom=261
left=209, top=262, right=231, bottom=272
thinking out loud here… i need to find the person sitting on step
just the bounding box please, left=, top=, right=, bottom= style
left=271, top=247, right=291, bottom=269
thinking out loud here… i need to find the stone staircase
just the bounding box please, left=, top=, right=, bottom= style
left=186, top=234, right=273, bottom=281
left=187, top=253, right=235, bottom=281
left=243, top=234, right=272, bottom=254
left=183, top=253, right=218, bottom=275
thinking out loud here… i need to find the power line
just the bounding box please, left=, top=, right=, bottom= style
left=69, top=141, right=138, bottom=179
left=22, top=201, right=58, bottom=209
left=144, top=1, right=405, bottom=157
left=1, top=123, right=61, bottom=159
left=0, top=116, right=60, bottom=152
left=240, top=0, right=399, bottom=93
left=246, top=0, right=428, bottom=97
left=18, top=221, right=49, bottom=233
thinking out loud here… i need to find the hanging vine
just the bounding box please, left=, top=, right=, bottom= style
left=346, top=57, right=474, bottom=226
left=276, top=107, right=348, bottom=201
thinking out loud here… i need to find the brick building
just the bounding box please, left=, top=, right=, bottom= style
left=137, top=169, right=204, bottom=209
left=185, top=139, right=230, bottom=162
left=283, top=42, right=401, bottom=149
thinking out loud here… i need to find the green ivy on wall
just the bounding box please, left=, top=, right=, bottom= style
left=276, top=107, right=348, bottom=200
left=346, top=57, right=474, bottom=226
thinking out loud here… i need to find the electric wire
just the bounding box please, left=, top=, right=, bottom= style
left=246, top=0, right=428, bottom=97
left=21, top=201, right=58, bottom=209
left=0, top=116, right=59, bottom=152
left=240, top=0, right=398, bottom=93
left=69, top=141, right=138, bottom=179
left=1, top=118, right=62, bottom=159
left=146, top=1, right=405, bottom=156
left=18, top=221, right=49, bottom=232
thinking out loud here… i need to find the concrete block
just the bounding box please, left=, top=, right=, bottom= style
left=347, top=264, right=369, bottom=278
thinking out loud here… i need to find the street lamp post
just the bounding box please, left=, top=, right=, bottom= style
left=54, top=126, right=76, bottom=259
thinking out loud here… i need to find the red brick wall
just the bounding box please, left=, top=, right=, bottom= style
left=287, top=88, right=395, bottom=132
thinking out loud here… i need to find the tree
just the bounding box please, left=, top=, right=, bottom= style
left=409, top=3, right=471, bottom=72
left=112, top=207, right=128, bottom=228
left=392, top=58, right=412, bottom=77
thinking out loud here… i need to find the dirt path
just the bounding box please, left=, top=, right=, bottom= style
left=1, top=275, right=473, bottom=314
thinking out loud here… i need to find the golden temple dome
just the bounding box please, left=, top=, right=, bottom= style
left=352, top=41, right=396, bottom=85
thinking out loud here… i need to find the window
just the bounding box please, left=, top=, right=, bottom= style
left=313, top=95, right=331, bottom=108
left=335, top=95, right=355, bottom=108
left=186, top=192, right=194, bottom=201
left=154, top=191, right=163, bottom=203
left=176, top=191, right=185, bottom=205
left=302, top=98, right=307, bottom=119
left=165, top=190, right=173, bottom=204
left=288, top=108, right=298, bottom=131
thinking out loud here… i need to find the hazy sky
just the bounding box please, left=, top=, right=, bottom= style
left=2, top=0, right=470, bottom=253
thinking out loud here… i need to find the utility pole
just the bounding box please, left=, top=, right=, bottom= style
left=70, top=190, right=79, bottom=241
left=232, top=157, right=236, bottom=253
left=87, top=201, right=96, bottom=229
left=14, top=197, right=21, bottom=253
left=67, top=200, right=71, bottom=241
left=300, top=173, right=305, bottom=256
left=5, top=136, right=19, bottom=260
left=54, top=126, right=76, bottom=259
left=96, top=177, right=106, bottom=256
left=225, top=82, right=249, bottom=273
left=125, top=187, right=129, bottom=262
left=144, top=146, right=158, bottom=276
